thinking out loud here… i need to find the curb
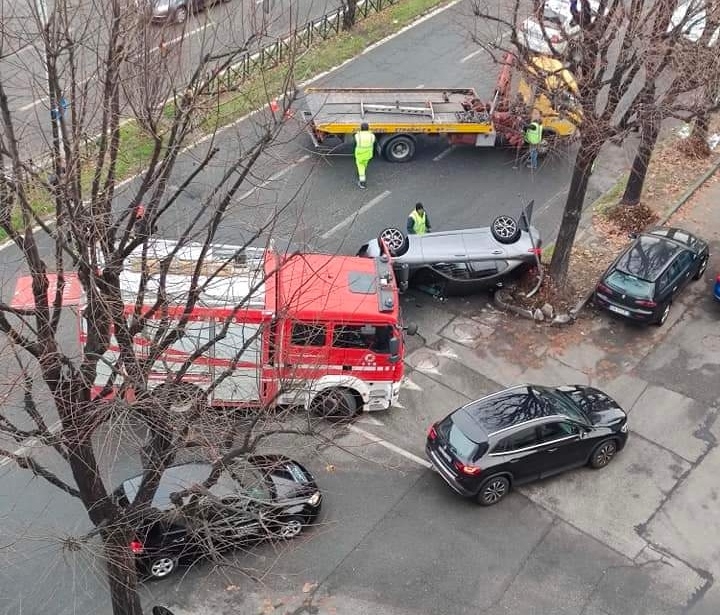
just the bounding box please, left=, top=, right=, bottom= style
left=497, top=153, right=720, bottom=326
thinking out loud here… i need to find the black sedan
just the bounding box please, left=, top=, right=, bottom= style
left=114, top=455, right=322, bottom=579
left=594, top=227, right=709, bottom=326
left=426, top=384, right=628, bottom=506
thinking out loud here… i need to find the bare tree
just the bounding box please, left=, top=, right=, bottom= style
left=0, top=1, right=371, bottom=614
left=470, top=0, right=713, bottom=284
left=341, top=0, right=360, bottom=30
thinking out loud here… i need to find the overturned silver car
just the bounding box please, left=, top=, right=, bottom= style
left=357, top=203, right=542, bottom=295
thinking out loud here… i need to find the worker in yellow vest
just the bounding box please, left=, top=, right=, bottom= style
left=407, top=203, right=431, bottom=235
left=523, top=119, right=543, bottom=171
left=354, top=122, right=376, bottom=189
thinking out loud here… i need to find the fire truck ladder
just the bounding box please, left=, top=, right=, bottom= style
left=360, top=100, right=435, bottom=121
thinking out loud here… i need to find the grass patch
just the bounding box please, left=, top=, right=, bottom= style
left=4, top=0, right=451, bottom=243
left=592, top=173, right=628, bottom=215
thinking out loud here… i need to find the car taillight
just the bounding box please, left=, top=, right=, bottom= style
left=453, top=460, right=482, bottom=475
left=716, top=274, right=720, bottom=283
left=528, top=247, right=542, bottom=255
left=129, top=540, right=144, bottom=554
left=427, top=425, right=437, bottom=441
left=596, top=282, right=611, bottom=294
left=634, top=299, right=656, bottom=308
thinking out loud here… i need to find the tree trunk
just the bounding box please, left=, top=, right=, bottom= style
left=103, top=525, right=144, bottom=615
left=342, top=0, right=357, bottom=30
left=621, top=114, right=660, bottom=206
left=548, top=140, right=598, bottom=286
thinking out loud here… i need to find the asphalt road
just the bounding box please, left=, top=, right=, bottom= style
left=0, top=1, right=648, bottom=613
left=0, top=0, right=341, bottom=158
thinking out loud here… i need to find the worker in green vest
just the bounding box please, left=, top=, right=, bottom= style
left=407, top=203, right=431, bottom=235
left=523, top=118, right=543, bottom=171
left=354, top=122, right=376, bottom=189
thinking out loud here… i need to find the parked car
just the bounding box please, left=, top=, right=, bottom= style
left=357, top=205, right=541, bottom=295
left=426, top=384, right=628, bottom=506
left=140, top=0, right=230, bottom=23
left=714, top=273, right=720, bottom=301
left=114, top=455, right=322, bottom=579
left=594, top=227, right=709, bottom=326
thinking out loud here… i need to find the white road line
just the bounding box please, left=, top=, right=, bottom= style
left=349, top=424, right=432, bottom=469
left=236, top=154, right=310, bottom=201
left=415, top=84, right=425, bottom=88
left=459, top=48, right=483, bottom=63
left=433, top=145, right=456, bottom=161
left=320, top=189, right=391, bottom=240
left=0, top=421, right=61, bottom=468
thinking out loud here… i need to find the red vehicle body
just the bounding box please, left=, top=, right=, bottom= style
left=12, top=240, right=407, bottom=415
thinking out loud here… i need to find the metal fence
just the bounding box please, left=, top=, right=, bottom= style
left=206, top=0, right=401, bottom=94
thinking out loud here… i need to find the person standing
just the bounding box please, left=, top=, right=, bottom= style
left=407, top=203, right=431, bottom=235
left=354, top=122, right=376, bottom=189
left=523, top=118, right=543, bottom=171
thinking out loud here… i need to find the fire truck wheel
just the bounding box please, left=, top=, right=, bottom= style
left=155, top=384, right=206, bottom=414
left=311, top=388, right=358, bottom=421
left=491, top=215, right=521, bottom=244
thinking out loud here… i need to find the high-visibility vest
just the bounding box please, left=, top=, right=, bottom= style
left=355, top=130, right=376, bottom=154
left=525, top=122, right=543, bottom=145
left=409, top=210, right=428, bottom=235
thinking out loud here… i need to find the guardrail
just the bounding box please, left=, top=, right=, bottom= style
left=205, top=0, right=401, bottom=94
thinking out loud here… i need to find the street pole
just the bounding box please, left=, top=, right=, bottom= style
left=35, top=0, right=65, bottom=171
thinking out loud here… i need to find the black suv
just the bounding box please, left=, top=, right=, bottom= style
left=114, top=455, right=322, bottom=579
left=426, top=385, right=628, bottom=506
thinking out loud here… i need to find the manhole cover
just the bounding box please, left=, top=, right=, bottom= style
left=412, top=350, right=440, bottom=372
left=452, top=322, right=492, bottom=342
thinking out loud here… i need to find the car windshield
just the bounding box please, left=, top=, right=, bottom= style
left=536, top=387, right=590, bottom=425
left=542, top=7, right=565, bottom=25
left=437, top=415, right=480, bottom=461
left=605, top=270, right=654, bottom=300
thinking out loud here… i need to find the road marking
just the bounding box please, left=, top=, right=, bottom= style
left=0, top=421, right=61, bottom=467
left=235, top=154, right=310, bottom=201
left=349, top=424, right=432, bottom=469
left=320, top=189, right=391, bottom=240
left=433, top=145, right=456, bottom=161
left=356, top=415, right=385, bottom=426
left=415, top=84, right=425, bottom=88
left=460, top=48, right=483, bottom=63
left=402, top=377, right=423, bottom=391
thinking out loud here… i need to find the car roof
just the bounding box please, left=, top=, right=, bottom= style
left=646, top=227, right=702, bottom=251
left=614, top=233, right=685, bottom=282
left=454, top=385, right=555, bottom=438
left=121, top=462, right=259, bottom=510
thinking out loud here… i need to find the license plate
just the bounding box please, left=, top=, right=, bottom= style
left=608, top=305, right=630, bottom=316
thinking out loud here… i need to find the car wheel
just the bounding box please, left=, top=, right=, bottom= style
left=693, top=256, right=708, bottom=280
left=378, top=227, right=410, bottom=257
left=476, top=475, right=510, bottom=506
left=382, top=135, right=416, bottom=162
left=147, top=556, right=178, bottom=580
left=277, top=515, right=305, bottom=539
left=654, top=301, right=671, bottom=327
left=589, top=439, right=618, bottom=469
left=174, top=5, right=188, bottom=23
left=491, top=215, right=521, bottom=244
left=310, top=388, right=358, bottom=421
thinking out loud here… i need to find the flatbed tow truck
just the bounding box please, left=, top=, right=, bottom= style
left=302, top=53, right=579, bottom=162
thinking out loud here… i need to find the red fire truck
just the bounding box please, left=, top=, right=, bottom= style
left=11, top=240, right=410, bottom=418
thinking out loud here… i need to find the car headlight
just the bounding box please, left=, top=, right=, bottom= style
left=620, top=422, right=629, bottom=433
left=307, top=491, right=321, bottom=506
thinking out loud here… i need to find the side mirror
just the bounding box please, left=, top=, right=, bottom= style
left=388, top=337, right=400, bottom=363
left=628, top=232, right=638, bottom=240
left=403, top=322, right=418, bottom=336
